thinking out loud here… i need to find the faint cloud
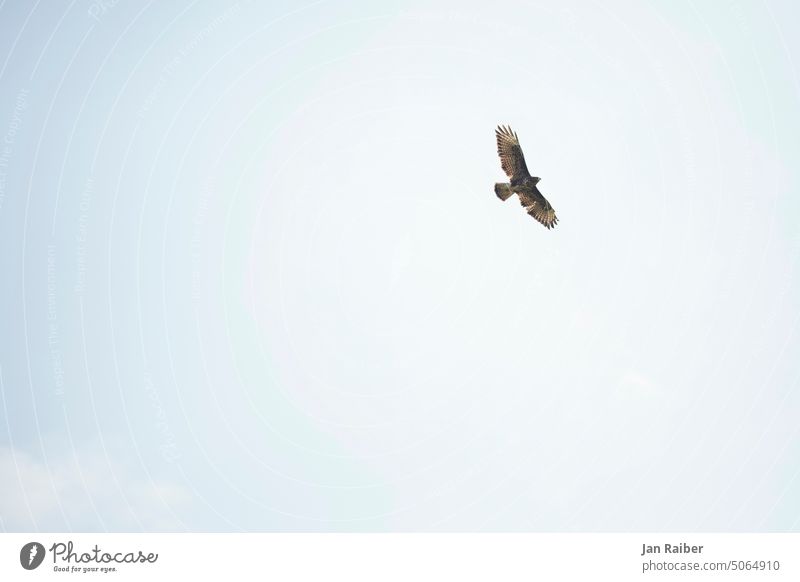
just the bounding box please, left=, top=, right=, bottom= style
left=616, top=370, right=662, bottom=401
left=0, top=444, right=190, bottom=531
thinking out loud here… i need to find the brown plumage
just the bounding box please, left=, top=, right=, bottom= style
left=494, top=125, right=558, bottom=229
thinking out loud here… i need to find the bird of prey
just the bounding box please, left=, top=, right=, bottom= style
left=494, top=125, right=558, bottom=229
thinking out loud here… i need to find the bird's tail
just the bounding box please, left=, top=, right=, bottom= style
left=494, top=183, right=513, bottom=201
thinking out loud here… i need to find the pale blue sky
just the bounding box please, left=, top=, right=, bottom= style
left=0, top=0, right=799, bottom=531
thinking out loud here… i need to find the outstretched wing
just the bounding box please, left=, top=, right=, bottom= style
left=496, top=125, right=531, bottom=180
left=519, top=190, right=558, bottom=230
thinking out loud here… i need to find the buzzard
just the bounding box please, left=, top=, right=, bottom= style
left=494, top=125, right=558, bottom=229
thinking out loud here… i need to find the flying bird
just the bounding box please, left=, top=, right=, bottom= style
left=494, top=125, right=558, bottom=229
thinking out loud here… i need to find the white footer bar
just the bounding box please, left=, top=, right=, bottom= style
left=1, top=533, right=797, bottom=581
